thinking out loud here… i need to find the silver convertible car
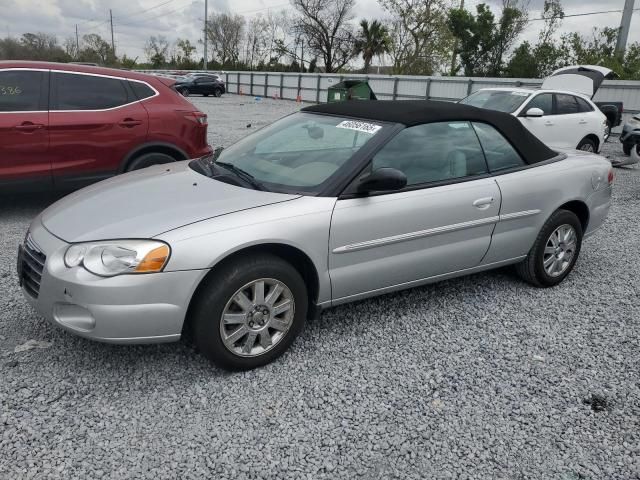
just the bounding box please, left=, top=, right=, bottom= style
left=18, top=101, right=613, bottom=370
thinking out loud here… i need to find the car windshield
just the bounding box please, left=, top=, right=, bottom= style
left=460, top=90, right=531, bottom=113
left=191, top=112, right=387, bottom=194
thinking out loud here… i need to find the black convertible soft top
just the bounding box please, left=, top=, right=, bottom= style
left=302, top=100, right=557, bottom=165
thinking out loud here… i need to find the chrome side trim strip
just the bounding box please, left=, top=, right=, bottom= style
left=332, top=216, right=500, bottom=254
left=499, top=209, right=541, bottom=221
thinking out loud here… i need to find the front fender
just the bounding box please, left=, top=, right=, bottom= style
left=157, top=196, right=337, bottom=304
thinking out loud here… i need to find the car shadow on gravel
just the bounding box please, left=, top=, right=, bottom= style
left=0, top=193, right=64, bottom=219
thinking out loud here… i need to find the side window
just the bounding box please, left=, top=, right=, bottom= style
left=524, top=93, right=552, bottom=115
left=129, top=81, right=155, bottom=100
left=372, top=122, right=487, bottom=186
left=575, top=96, right=594, bottom=113
left=53, top=73, right=129, bottom=110
left=0, top=70, right=45, bottom=112
left=555, top=94, right=579, bottom=115
left=472, top=122, right=526, bottom=172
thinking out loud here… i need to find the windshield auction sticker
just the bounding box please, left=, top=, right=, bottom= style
left=336, top=120, right=382, bottom=134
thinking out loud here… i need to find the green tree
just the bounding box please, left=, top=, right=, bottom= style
left=506, top=0, right=564, bottom=77
left=354, top=19, right=390, bottom=73
left=448, top=1, right=527, bottom=77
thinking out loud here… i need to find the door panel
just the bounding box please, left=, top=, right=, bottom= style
left=48, top=72, right=149, bottom=186
left=329, top=178, right=501, bottom=301
left=0, top=69, right=50, bottom=187
left=518, top=93, right=558, bottom=147
left=553, top=94, right=582, bottom=149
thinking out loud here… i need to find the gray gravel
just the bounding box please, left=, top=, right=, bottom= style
left=1, top=95, right=640, bottom=479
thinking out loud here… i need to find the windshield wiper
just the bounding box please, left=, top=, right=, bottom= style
left=195, top=146, right=224, bottom=177
left=216, top=161, right=266, bottom=191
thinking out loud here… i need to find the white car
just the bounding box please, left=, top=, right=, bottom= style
left=460, top=66, right=613, bottom=153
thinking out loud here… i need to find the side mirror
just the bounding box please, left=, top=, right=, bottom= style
left=524, top=107, right=544, bottom=117
left=357, top=167, right=407, bottom=193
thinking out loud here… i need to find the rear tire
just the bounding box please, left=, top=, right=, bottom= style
left=577, top=137, right=597, bottom=152
left=604, top=121, right=612, bottom=142
left=623, top=144, right=632, bottom=156
left=191, top=254, right=308, bottom=370
left=180, top=88, right=190, bottom=97
left=516, top=209, right=583, bottom=288
left=126, top=152, right=176, bottom=172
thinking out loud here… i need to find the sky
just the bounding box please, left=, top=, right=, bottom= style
left=0, top=0, right=637, bottom=64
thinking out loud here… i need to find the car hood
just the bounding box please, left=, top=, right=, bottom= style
left=41, top=161, right=299, bottom=243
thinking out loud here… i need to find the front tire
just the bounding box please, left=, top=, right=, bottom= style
left=516, top=209, right=583, bottom=287
left=577, top=137, right=597, bottom=152
left=126, top=152, right=176, bottom=172
left=191, top=254, right=308, bottom=370
left=214, top=88, right=222, bottom=98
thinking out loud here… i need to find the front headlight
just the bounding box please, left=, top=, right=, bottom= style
left=64, top=240, right=170, bottom=277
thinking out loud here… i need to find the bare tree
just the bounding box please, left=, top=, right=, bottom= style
left=290, top=0, right=356, bottom=73
left=144, top=35, right=170, bottom=68
left=381, top=0, right=451, bottom=75
left=63, top=36, right=79, bottom=59
left=265, top=10, right=290, bottom=65
left=206, top=12, right=245, bottom=67
left=244, top=15, right=269, bottom=69
left=82, top=33, right=115, bottom=65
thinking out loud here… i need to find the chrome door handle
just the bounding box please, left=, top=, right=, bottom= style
left=473, top=197, right=494, bottom=209
left=544, top=121, right=554, bottom=126
left=579, top=119, right=588, bottom=124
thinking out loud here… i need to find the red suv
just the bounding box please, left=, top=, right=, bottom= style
left=0, top=61, right=212, bottom=192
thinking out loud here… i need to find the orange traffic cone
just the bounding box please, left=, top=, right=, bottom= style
left=296, top=94, right=302, bottom=103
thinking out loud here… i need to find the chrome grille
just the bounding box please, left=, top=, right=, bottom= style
left=20, top=234, right=46, bottom=299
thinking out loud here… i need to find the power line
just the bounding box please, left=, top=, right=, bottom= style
left=117, top=0, right=176, bottom=18
left=527, top=7, right=640, bottom=22
left=115, top=2, right=193, bottom=27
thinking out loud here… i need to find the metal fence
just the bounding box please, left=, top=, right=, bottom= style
left=140, top=69, right=640, bottom=123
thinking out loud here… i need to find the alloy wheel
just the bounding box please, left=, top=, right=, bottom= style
left=543, top=224, right=577, bottom=277
left=219, top=278, right=295, bottom=357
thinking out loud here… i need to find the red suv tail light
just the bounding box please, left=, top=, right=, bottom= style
left=185, top=112, right=207, bottom=125
left=183, top=111, right=207, bottom=126
left=608, top=168, right=615, bottom=185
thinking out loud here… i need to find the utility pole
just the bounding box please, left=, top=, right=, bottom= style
left=450, top=0, right=464, bottom=76
left=75, top=24, right=79, bottom=58
left=203, top=0, right=208, bottom=70
left=109, top=9, right=115, bottom=57
left=300, top=39, right=304, bottom=73
left=616, top=0, right=635, bottom=58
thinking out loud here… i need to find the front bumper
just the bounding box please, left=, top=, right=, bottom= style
left=19, top=219, right=207, bottom=344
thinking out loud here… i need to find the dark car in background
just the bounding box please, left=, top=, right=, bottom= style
left=595, top=101, right=624, bottom=141
left=174, top=74, right=225, bottom=97
left=0, top=61, right=212, bottom=193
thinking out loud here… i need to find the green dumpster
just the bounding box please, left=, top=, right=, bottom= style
left=327, top=80, right=377, bottom=103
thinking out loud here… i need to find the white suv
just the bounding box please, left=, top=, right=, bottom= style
left=460, top=65, right=612, bottom=153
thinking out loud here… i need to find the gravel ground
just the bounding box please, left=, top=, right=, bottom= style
left=1, top=95, right=639, bottom=480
